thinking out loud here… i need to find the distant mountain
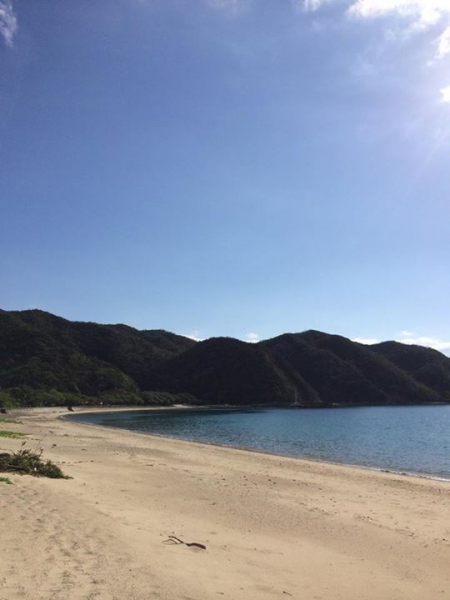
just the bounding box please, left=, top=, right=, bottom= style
left=158, top=337, right=290, bottom=405
left=261, top=331, right=441, bottom=406
left=370, top=341, right=450, bottom=400
left=0, top=309, right=449, bottom=408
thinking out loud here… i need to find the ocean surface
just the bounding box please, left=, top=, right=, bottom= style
left=71, top=406, right=450, bottom=479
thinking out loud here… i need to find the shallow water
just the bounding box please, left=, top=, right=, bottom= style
left=72, top=405, right=450, bottom=479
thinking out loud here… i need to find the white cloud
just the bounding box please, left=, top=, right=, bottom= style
left=353, top=337, right=380, bottom=345
left=245, top=332, right=260, bottom=343
left=436, top=24, right=450, bottom=59
left=397, top=335, right=450, bottom=352
left=302, top=0, right=330, bottom=10
left=303, top=1, right=450, bottom=62
left=440, top=84, right=450, bottom=102
left=185, top=330, right=204, bottom=342
left=354, top=332, right=450, bottom=353
left=0, top=0, right=17, bottom=47
left=346, top=1, right=449, bottom=27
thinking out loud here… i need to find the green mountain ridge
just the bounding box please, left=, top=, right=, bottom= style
left=1, top=309, right=449, bottom=408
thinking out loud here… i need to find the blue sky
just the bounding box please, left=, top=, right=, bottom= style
left=1, top=0, right=449, bottom=352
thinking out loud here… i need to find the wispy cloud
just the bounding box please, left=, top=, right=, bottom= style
left=303, top=0, right=330, bottom=10
left=347, top=1, right=449, bottom=26
left=436, top=24, right=450, bottom=59
left=0, top=0, right=17, bottom=48
left=397, top=331, right=450, bottom=352
left=183, top=330, right=261, bottom=343
left=185, top=330, right=204, bottom=342
left=245, top=332, right=260, bottom=343
left=205, top=0, right=248, bottom=16
left=303, top=1, right=450, bottom=63
left=353, top=337, right=380, bottom=345
left=440, top=84, right=450, bottom=102
left=400, top=330, right=415, bottom=337
left=354, top=331, right=450, bottom=353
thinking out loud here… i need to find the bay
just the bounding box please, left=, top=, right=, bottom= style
left=71, top=405, right=450, bottom=480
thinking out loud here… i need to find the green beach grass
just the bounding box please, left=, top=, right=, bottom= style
left=0, top=430, right=27, bottom=439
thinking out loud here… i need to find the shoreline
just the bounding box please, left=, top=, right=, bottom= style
left=64, top=405, right=450, bottom=484
left=1, top=407, right=449, bottom=600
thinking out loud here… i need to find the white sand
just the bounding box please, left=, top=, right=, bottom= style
left=0, top=407, right=449, bottom=600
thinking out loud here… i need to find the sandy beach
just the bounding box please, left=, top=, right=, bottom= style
left=1, top=408, right=449, bottom=600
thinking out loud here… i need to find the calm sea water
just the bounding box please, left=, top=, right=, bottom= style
left=71, top=406, right=450, bottom=479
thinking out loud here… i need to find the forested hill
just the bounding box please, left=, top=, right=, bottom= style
left=0, top=309, right=196, bottom=407
left=1, top=309, right=449, bottom=408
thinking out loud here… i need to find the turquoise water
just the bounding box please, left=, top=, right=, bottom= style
left=71, top=406, right=450, bottom=479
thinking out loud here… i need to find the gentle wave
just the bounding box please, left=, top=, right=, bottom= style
left=70, top=405, right=450, bottom=480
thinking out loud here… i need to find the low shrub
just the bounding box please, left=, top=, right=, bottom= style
left=0, top=444, right=69, bottom=479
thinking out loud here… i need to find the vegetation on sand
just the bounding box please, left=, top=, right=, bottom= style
left=0, top=443, right=69, bottom=479
left=0, top=430, right=27, bottom=438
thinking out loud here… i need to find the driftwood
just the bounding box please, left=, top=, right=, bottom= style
left=163, top=535, right=206, bottom=550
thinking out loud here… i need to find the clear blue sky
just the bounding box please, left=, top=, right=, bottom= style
left=1, top=0, right=449, bottom=351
